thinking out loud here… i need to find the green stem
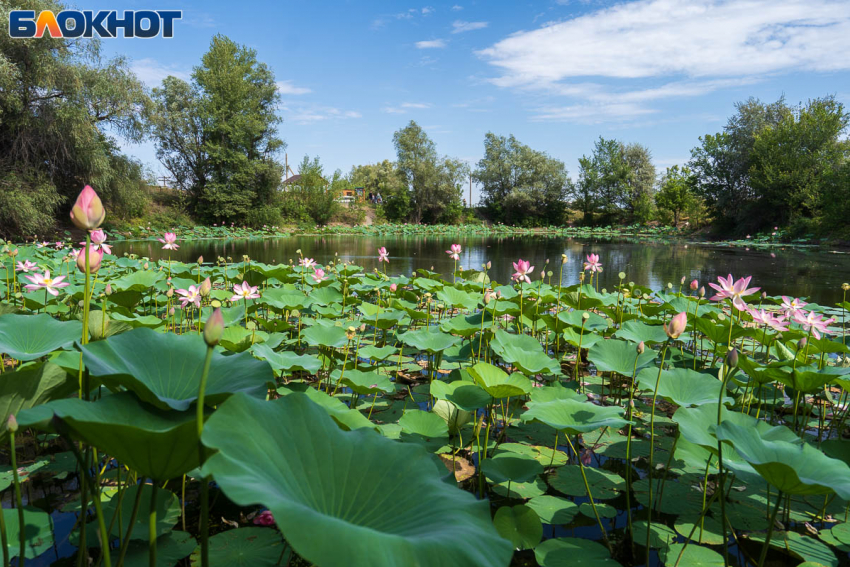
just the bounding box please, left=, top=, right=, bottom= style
left=645, top=338, right=670, bottom=564
left=564, top=435, right=611, bottom=552
left=10, top=429, right=24, bottom=566
left=196, top=346, right=214, bottom=567
left=148, top=483, right=157, bottom=567
left=757, top=490, right=783, bottom=567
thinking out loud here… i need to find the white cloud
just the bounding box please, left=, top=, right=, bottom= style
left=276, top=80, right=312, bottom=95
left=478, top=0, right=850, bottom=122
left=131, top=58, right=190, bottom=86
left=422, top=6, right=434, bottom=14
left=451, top=4, right=463, bottom=10
left=452, top=20, right=488, bottom=33
left=382, top=102, right=433, bottom=114
left=284, top=105, right=362, bottom=125
left=416, top=39, right=447, bottom=48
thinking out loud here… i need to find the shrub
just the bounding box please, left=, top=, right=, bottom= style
left=0, top=171, right=64, bottom=239
left=245, top=205, right=282, bottom=229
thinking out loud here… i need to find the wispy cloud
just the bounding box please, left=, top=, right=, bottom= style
left=451, top=4, right=463, bottom=10
left=276, top=80, right=312, bottom=95
left=283, top=104, right=362, bottom=125
left=452, top=20, right=488, bottom=33
left=131, top=58, right=190, bottom=86
left=382, top=102, right=433, bottom=114
left=373, top=6, right=435, bottom=29
left=416, top=39, right=447, bottom=48
left=478, top=0, right=850, bottom=122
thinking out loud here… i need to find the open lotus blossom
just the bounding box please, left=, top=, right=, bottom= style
left=312, top=268, right=326, bottom=283
left=24, top=270, right=69, bottom=297
left=231, top=281, right=260, bottom=302
left=82, top=228, right=112, bottom=254
left=781, top=296, right=808, bottom=319
left=37, top=241, right=49, bottom=248
left=583, top=254, right=602, bottom=273
left=176, top=285, right=201, bottom=309
left=793, top=310, right=835, bottom=340
left=54, top=241, right=64, bottom=250
left=748, top=307, right=789, bottom=332
left=158, top=232, right=179, bottom=250
left=68, top=249, right=81, bottom=260
left=15, top=260, right=37, bottom=272
left=446, top=244, right=461, bottom=261
left=378, top=247, right=389, bottom=263
left=708, top=274, right=760, bottom=311
left=299, top=257, right=316, bottom=268
left=511, top=259, right=534, bottom=284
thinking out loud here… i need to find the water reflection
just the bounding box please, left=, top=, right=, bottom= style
left=112, top=235, right=850, bottom=305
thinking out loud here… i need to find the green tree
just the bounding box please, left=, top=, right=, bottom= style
left=655, top=166, right=695, bottom=225
left=622, top=143, right=656, bottom=224
left=393, top=121, right=467, bottom=223
left=573, top=137, right=631, bottom=224
left=0, top=0, right=150, bottom=237
left=150, top=35, right=284, bottom=223
left=349, top=160, right=408, bottom=221
left=282, top=156, right=340, bottom=226
left=474, top=133, right=571, bottom=226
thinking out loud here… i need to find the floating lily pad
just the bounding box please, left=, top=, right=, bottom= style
left=482, top=452, right=544, bottom=484
left=3, top=507, right=54, bottom=559
left=534, top=537, right=617, bottom=566
left=0, top=313, right=82, bottom=360
left=526, top=495, right=578, bottom=524
left=123, top=530, right=196, bottom=567
left=493, top=505, right=542, bottom=550
left=659, top=544, right=725, bottom=566
left=548, top=466, right=625, bottom=500
left=189, top=527, right=285, bottom=567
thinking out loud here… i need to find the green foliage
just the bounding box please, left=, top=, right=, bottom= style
left=474, top=133, right=571, bottom=226
left=655, top=166, right=695, bottom=225
left=150, top=35, right=284, bottom=224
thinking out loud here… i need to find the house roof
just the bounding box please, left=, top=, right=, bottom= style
left=283, top=174, right=328, bottom=185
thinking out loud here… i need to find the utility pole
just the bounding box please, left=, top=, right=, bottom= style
left=469, top=174, right=472, bottom=209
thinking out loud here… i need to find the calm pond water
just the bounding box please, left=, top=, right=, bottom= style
left=112, top=235, right=850, bottom=306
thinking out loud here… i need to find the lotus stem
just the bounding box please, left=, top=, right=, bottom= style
left=116, top=480, right=145, bottom=567
left=564, top=434, right=611, bottom=552
left=716, top=362, right=737, bottom=567
left=196, top=344, right=214, bottom=567
left=148, top=483, right=157, bottom=567
left=0, top=479, right=8, bottom=567
left=757, top=489, right=784, bottom=567
left=9, top=427, right=24, bottom=566
left=645, top=337, right=670, bottom=564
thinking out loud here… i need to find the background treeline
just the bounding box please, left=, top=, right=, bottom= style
left=2, top=2, right=849, bottom=239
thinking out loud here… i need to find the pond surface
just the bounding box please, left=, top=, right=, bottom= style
left=112, top=235, right=850, bottom=306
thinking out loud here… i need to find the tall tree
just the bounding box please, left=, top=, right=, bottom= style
left=474, top=133, right=571, bottom=226
left=393, top=121, right=466, bottom=223
left=150, top=34, right=284, bottom=223
left=655, top=166, right=694, bottom=225
left=622, top=143, right=656, bottom=224
left=349, top=160, right=408, bottom=221
left=573, top=137, right=631, bottom=224
left=0, top=0, right=150, bottom=237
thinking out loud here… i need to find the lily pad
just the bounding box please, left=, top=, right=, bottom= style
left=189, top=527, right=285, bottom=567
left=534, top=537, right=617, bottom=566
left=0, top=313, right=82, bottom=360
left=493, top=505, right=542, bottom=550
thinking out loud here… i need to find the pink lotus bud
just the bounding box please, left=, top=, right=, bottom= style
left=105, top=283, right=112, bottom=295
left=76, top=246, right=103, bottom=274
left=690, top=280, right=698, bottom=291
left=203, top=308, right=225, bottom=347
left=726, top=347, right=738, bottom=368
left=199, top=277, right=212, bottom=297
left=70, top=186, right=105, bottom=230
left=637, top=341, right=645, bottom=354
left=698, top=286, right=705, bottom=298
left=680, top=276, right=686, bottom=285
left=7, top=414, right=17, bottom=433
left=390, top=283, right=397, bottom=292
left=580, top=448, right=593, bottom=466
left=664, top=312, right=687, bottom=339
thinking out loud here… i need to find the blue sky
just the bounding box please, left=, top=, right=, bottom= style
left=91, top=0, right=850, bottom=203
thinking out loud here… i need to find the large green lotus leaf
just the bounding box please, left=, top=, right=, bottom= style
left=3, top=507, right=54, bottom=559
left=548, top=465, right=625, bottom=500
left=310, top=286, right=343, bottom=306
left=529, top=381, right=583, bottom=403
left=587, top=338, right=658, bottom=376
left=122, top=530, right=196, bottom=567
left=748, top=530, right=837, bottom=567
left=558, top=310, right=610, bottom=331
left=525, top=495, right=578, bottom=525
left=398, top=409, right=450, bottom=452
left=783, top=365, right=850, bottom=393
left=613, top=320, right=670, bottom=344
left=469, top=362, right=532, bottom=399
left=636, top=367, right=734, bottom=407
left=357, top=304, right=406, bottom=329
left=278, top=386, right=377, bottom=432
left=436, top=287, right=480, bottom=311
left=432, top=399, right=472, bottom=434
left=109, top=312, right=165, bottom=330
left=398, top=327, right=462, bottom=353
left=201, top=393, right=513, bottom=567
left=561, top=328, right=602, bottom=349
left=490, top=330, right=560, bottom=375
left=431, top=380, right=491, bottom=411
left=80, top=327, right=272, bottom=411
left=522, top=397, right=631, bottom=435
left=302, top=324, right=348, bottom=348
left=0, top=313, right=82, bottom=360
left=440, top=311, right=493, bottom=338
left=674, top=403, right=800, bottom=454
left=659, top=544, right=724, bottom=566
left=17, top=392, right=200, bottom=481
left=251, top=343, right=322, bottom=374
left=493, top=505, right=542, bottom=550
left=189, top=527, right=286, bottom=567
left=101, top=483, right=181, bottom=541
left=357, top=344, right=399, bottom=361
left=0, top=362, right=75, bottom=442
left=112, top=269, right=165, bottom=291
left=337, top=368, right=395, bottom=395
left=533, top=537, right=617, bottom=566
left=716, top=421, right=850, bottom=498
left=693, top=316, right=749, bottom=346
left=481, top=452, right=543, bottom=484
left=262, top=289, right=312, bottom=311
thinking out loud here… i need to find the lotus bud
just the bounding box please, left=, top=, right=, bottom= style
left=798, top=337, right=807, bottom=350
left=637, top=341, right=645, bottom=354
left=698, top=286, right=705, bottom=298
left=346, top=326, right=356, bottom=340
left=144, top=262, right=149, bottom=270
left=197, top=256, right=204, bottom=265
left=579, top=272, right=585, bottom=282
left=843, top=283, right=850, bottom=291
left=7, top=414, right=17, bottom=433
left=203, top=308, right=225, bottom=347
left=105, top=283, right=113, bottom=296
left=166, top=288, right=174, bottom=298
left=390, top=283, right=397, bottom=292
left=545, top=258, right=550, bottom=265
left=76, top=246, right=103, bottom=274
left=70, top=185, right=105, bottom=230
left=561, top=255, right=567, bottom=265
left=199, top=277, right=212, bottom=297
left=496, top=290, right=502, bottom=299
left=487, top=261, right=492, bottom=269
left=681, top=276, right=686, bottom=285
left=725, top=347, right=738, bottom=369
left=9, top=249, right=18, bottom=257
left=667, top=282, right=673, bottom=289
left=359, top=324, right=366, bottom=332
left=690, top=279, right=698, bottom=291
left=664, top=311, right=687, bottom=339
left=169, top=307, right=175, bottom=316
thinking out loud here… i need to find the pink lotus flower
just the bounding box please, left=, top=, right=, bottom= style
left=299, top=257, right=316, bottom=268
left=70, top=185, right=105, bottom=230
left=76, top=245, right=103, bottom=274
left=15, top=260, right=37, bottom=272
left=312, top=268, right=326, bottom=283
left=781, top=296, right=807, bottom=319
left=24, top=270, right=69, bottom=297
left=378, top=247, right=389, bottom=263
left=54, top=241, right=64, bottom=250
left=748, top=307, right=789, bottom=332
left=390, top=283, right=397, bottom=292
left=231, top=281, right=260, bottom=302
left=82, top=229, right=112, bottom=255
left=511, top=259, right=534, bottom=284
left=176, top=286, right=201, bottom=309
left=708, top=274, right=760, bottom=311
left=446, top=244, right=461, bottom=261
left=158, top=232, right=179, bottom=250
left=583, top=254, right=602, bottom=273
left=69, top=249, right=81, bottom=260
left=580, top=448, right=594, bottom=466
left=689, top=279, right=698, bottom=291
left=793, top=310, right=835, bottom=340
left=664, top=311, right=688, bottom=339
left=253, top=510, right=275, bottom=526
left=37, top=242, right=49, bottom=248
